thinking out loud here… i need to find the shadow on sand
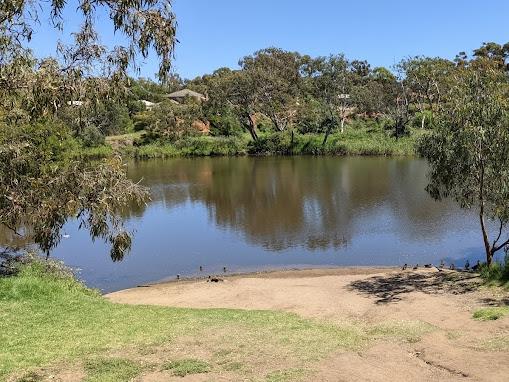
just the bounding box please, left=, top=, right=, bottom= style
left=348, top=271, right=483, bottom=304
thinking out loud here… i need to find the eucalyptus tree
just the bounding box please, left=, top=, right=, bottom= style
left=240, top=48, right=303, bottom=133
left=398, top=57, right=455, bottom=129
left=0, top=0, right=177, bottom=260
left=304, top=55, right=353, bottom=144
left=473, top=41, right=509, bottom=71
left=418, top=59, right=509, bottom=265
left=191, top=68, right=243, bottom=137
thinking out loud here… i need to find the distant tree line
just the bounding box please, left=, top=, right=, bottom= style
left=130, top=42, right=509, bottom=147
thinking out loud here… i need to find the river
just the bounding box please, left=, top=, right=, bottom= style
left=50, top=156, right=485, bottom=292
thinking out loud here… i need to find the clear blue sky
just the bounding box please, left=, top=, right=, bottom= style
left=29, top=0, right=509, bottom=80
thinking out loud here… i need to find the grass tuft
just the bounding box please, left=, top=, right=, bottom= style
left=473, top=307, right=509, bottom=321
left=84, top=358, right=143, bottom=382
left=163, top=359, right=211, bottom=377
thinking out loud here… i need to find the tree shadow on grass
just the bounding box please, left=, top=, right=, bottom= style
left=348, top=271, right=482, bottom=304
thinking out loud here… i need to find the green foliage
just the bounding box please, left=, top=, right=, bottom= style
left=418, top=59, right=509, bottom=264
left=96, top=102, right=133, bottom=136
left=81, top=125, right=105, bottom=148
left=0, top=121, right=147, bottom=260
left=247, top=132, right=295, bottom=155
left=163, top=359, right=211, bottom=377
left=473, top=307, right=509, bottom=321
left=208, top=112, right=244, bottom=137
left=84, top=358, right=143, bottom=382
left=142, top=101, right=204, bottom=143
left=479, top=255, right=509, bottom=288
left=410, top=110, right=434, bottom=130
left=174, top=136, right=247, bottom=156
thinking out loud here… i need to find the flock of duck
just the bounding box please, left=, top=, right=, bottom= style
left=173, top=260, right=483, bottom=283
left=175, top=266, right=228, bottom=283
left=401, top=259, right=482, bottom=272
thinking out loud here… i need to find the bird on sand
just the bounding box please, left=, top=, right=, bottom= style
left=402, top=263, right=408, bottom=270
left=207, top=275, right=224, bottom=283
left=199, top=265, right=203, bottom=272
left=472, top=260, right=481, bottom=272
left=413, top=264, right=419, bottom=270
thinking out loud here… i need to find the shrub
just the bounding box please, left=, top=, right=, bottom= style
left=247, top=133, right=293, bottom=155
left=81, top=125, right=105, bottom=147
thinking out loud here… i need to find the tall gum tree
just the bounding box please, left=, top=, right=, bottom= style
left=418, top=59, right=509, bottom=265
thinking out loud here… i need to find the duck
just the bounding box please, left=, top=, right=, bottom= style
left=439, top=260, right=445, bottom=269
left=176, top=274, right=180, bottom=280
left=199, top=265, right=203, bottom=272
left=413, top=264, right=419, bottom=270
left=207, top=275, right=224, bottom=283
left=472, top=260, right=481, bottom=271
left=464, top=260, right=470, bottom=271
left=449, top=263, right=456, bottom=270
left=402, top=263, right=408, bottom=270
left=424, top=264, right=433, bottom=269
left=223, top=266, right=227, bottom=273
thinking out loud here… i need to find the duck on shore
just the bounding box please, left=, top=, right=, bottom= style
left=207, top=275, right=224, bottom=283
left=402, top=263, right=408, bottom=270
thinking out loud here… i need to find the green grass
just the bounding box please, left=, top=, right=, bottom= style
left=479, top=261, right=509, bottom=289
left=84, top=358, right=143, bottom=382
left=81, top=125, right=421, bottom=160
left=0, top=258, right=433, bottom=381
left=473, top=307, right=509, bottom=321
left=163, top=359, right=211, bottom=377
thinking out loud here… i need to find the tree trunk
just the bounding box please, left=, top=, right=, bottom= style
left=247, top=114, right=258, bottom=141
left=322, top=126, right=331, bottom=146
left=421, top=114, right=426, bottom=129
left=290, top=129, right=295, bottom=154
left=479, top=207, right=494, bottom=266
left=340, top=118, right=345, bottom=133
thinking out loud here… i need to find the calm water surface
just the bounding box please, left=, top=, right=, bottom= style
left=51, top=157, right=485, bottom=292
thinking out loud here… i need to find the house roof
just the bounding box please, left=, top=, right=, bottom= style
left=167, top=89, right=206, bottom=100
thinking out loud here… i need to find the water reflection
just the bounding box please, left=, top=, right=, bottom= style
left=128, top=157, right=469, bottom=251
left=4, top=157, right=483, bottom=292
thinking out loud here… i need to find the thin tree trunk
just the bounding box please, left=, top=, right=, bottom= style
left=480, top=210, right=493, bottom=266
left=322, top=126, right=331, bottom=146
left=290, top=129, right=295, bottom=154
left=479, top=165, right=493, bottom=266
left=421, top=114, right=426, bottom=129
left=340, top=118, right=345, bottom=133
left=247, top=114, right=258, bottom=141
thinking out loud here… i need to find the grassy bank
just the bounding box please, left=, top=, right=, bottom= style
left=80, top=127, right=421, bottom=160
left=1, top=259, right=432, bottom=381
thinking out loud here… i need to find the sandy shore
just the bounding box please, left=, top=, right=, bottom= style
left=107, top=267, right=509, bottom=382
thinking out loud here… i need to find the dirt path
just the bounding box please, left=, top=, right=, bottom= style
left=107, top=268, right=509, bottom=382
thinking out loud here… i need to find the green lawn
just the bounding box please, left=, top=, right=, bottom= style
left=0, top=261, right=432, bottom=381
